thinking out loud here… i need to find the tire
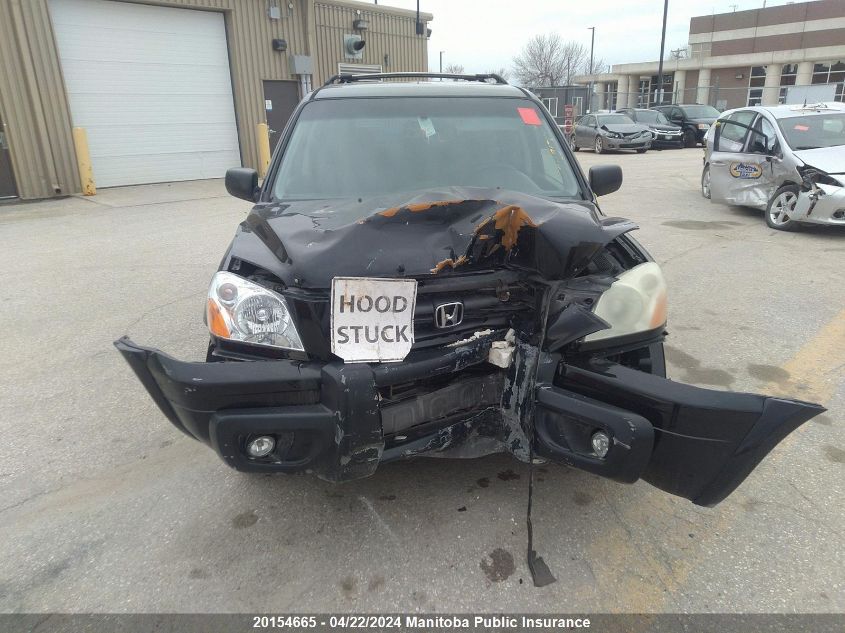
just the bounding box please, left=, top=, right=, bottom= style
left=636, top=148, right=647, bottom=154
left=766, top=184, right=801, bottom=231
left=701, top=164, right=711, bottom=199
left=683, top=129, right=697, bottom=148
left=594, top=136, right=605, bottom=154
left=570, top=134, right=579, bottom=152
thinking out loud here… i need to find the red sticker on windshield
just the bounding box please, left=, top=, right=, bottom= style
left=793, top=124, right=809, bottom=131
left=518, top=107, right=542, bottom=125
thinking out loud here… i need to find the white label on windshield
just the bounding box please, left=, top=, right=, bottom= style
left=330, top=277, right=417, bottom=363
left=418, top=116, right=436, bottom=138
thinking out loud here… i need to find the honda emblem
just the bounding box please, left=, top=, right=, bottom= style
left=434, top=302, right=464, bottom=329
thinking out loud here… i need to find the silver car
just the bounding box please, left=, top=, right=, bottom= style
left=701, top=103, right=845, bottom=231
left=570, top=113, right=652, bottom=154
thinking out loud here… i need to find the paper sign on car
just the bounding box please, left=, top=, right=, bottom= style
left=330, top=277, right=417, bottom=363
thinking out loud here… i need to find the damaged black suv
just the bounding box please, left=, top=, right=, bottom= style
left=116, top=73, right=823, bottom=507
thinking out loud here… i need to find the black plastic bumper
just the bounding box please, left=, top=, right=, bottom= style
left=115, top=337, right=824, bottom=505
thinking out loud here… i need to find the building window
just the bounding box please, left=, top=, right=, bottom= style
left=637, top=78, right=651, bottom=107
left=649, top=73, right=673, bottom=105
left=572, top=96, right=583, bottom=116
left=811, top=61, right=845, bottom=102
left=606, top=83, right=617, bottom=111
left=690, top=42, right=711, bottom=59
left=747, top=66, right=766, bottom=106
left=541, top=97, right=558, bottom=117
left=779, top=64, right=798, bottom=103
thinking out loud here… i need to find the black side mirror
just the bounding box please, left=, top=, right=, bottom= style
left=225, top=167, right=259, bottom=202
left=589, top=165, right=623, bottom=197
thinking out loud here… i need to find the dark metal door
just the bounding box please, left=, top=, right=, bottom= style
left=0, top=115, right=18, bottom=198
left=262, top=81, right=301, bottom=151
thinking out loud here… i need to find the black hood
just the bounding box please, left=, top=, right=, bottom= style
left=225, top=187, right=636, bottom=289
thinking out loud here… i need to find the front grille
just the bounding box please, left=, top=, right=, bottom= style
left=283, top=272, right=539, bottom=358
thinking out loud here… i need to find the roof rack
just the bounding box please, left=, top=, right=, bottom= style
left=322, top=72, right=508, bottom=87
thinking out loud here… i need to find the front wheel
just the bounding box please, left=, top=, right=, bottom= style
left=683, top=129, right=697, bottom=148
left=570, top=134, right=579, bottom=152
left=766, top=184, right=801, bottom=231
left=594, top=136, right=605, bottom=154
left=701, top=164, right=711, bottom=199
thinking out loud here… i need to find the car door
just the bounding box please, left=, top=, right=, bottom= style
left=575, top=115, right=592, bottom=145
left=709, top=110, right=772, bottom=207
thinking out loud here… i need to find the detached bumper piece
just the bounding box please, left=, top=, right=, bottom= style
left=116, top=336, right=824, bottom=506
left=538, top=360, right=824, bottom=506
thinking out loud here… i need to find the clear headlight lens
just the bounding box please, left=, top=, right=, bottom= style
left=697, top=123, right=710, bottom=130
left=207, top=271, right=304, bottom=351
left=583, top=262, right=667, bottom=343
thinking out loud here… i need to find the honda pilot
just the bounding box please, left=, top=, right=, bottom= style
left=116, top=73, right=823, bottom=509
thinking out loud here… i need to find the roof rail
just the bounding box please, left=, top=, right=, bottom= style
left=322, top=72, right=508, bottom=87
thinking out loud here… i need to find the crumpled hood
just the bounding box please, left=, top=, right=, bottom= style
left=601, top=123, right=648, bottom=134
left=793, top=145, right=845, bottom=175
left=226, top=187, right=636, bottom=288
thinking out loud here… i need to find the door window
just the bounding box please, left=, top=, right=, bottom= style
left=715, top=110, right=756, bottom=152
left=749, top=115, right=778, bottom=154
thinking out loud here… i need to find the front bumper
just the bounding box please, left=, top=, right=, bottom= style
left=116, top=336, right=824, bottom=506
left=650, top=131, right=683, bottom=147
left=604, top=135, right=651, bottom=150
left=794, top=183, right=845, bottom=225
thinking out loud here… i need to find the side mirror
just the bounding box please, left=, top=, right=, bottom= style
left=589, top=165, right=623, bottom=197
left=225, top=167, right=259, bottom=202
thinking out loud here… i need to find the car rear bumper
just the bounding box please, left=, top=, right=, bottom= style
left=115, top=336, right=823, bottom=506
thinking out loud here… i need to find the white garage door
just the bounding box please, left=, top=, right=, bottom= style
left=50, top=0, right=241, bottom=187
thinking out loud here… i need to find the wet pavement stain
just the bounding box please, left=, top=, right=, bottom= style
left=340, top=576, right=356, bottom=594
left=457, top=506, right=467, bottom=512
left=573, top=491, right=593, bottom=506
left=367, top=575, right=385, bottom=592
left=665, top=345, right=735, bottom=387
left=378, top=494, right=397, bottom=501
left=188, top=568, right=210, bottom=579
left=814, top=414, right=833, bottom=426
left=748, top=363, right=791, bottom=383
left=823, top=445, right=844, bottom=464
left=497, top=469, right=520, bottom=481
left=480, top=548, right=515, bottom=582
left=476, top=477, right=491, bottom=488
left=231, top=510, right=258, bottom=529
left=662, top=220, right=743, bottom=230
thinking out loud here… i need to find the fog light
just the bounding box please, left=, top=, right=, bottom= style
left=591, top=431, right=610, bottom=458
left=246, top=435, right=275, bottom=458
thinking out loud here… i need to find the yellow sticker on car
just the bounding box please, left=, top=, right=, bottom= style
left=730, top=162, right=763, bottom=179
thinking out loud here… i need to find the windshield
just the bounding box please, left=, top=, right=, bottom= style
left=681, top=105, right=720, bottom=119
left=597, top=114, right=634, bottom=125
left=777, top=113, right=845, bottom=150
left=635, top=110, right=669, bottom=124
left=272, top=97, right=582, bottom=202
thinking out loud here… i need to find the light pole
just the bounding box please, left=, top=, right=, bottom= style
left=439, top=50, right=445, bottom=73
left=588, top=27, right=595, bottom=113
left=656, top=0, right=669, bottom=106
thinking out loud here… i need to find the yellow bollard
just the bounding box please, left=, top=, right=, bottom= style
left=72, top=127, right=96, bottom=196
left=256, top=123, right=271, bottom=178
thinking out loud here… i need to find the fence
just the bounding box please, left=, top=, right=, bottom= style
left=590, top=83, right=843, bottom=113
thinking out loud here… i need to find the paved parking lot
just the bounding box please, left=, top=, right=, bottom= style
left=1, top=148, right=843, bottom=613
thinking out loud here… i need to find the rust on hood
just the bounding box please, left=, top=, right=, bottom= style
left=378, top=200, right=465, bottom=218
left=475, top=205, right=538, bottom=252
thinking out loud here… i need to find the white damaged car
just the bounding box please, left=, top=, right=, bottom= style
left=701, top=103, right=845, bottom=231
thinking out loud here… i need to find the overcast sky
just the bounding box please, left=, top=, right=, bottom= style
left=385, top=0, right=796, bottom=75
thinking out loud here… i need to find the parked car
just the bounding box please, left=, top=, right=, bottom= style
left=616, top=108, right=683, bottom=148
left=653, top=104, right=720, bottom=147
left=570, top=113, right=651, bottom=154
left=702, top=102, right=845, bottom=230
left=115, top=73, right=822, bottom=508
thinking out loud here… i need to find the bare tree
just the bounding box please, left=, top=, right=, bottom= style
left=588, top=58, right=610, bottom=75
left=443, top=63, right=465, bottom=75
left=512, top=33, right=590, bottom=86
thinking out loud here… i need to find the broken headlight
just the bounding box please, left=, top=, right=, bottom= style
left=583, top=262, right=668, bottom=344
left=206, top=271, right=305, bottom=352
